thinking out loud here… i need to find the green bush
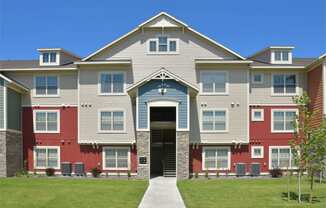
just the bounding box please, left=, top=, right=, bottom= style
left=91, top=167, right=101, bottom=178
left=45, top=168, right=55, bottom=176
left=270, top=168, right=282, bottom=178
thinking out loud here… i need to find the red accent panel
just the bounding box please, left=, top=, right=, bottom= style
left=23, top=107, right=137, bottom=173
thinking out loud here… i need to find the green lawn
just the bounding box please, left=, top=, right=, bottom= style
left=0, top=178, right=148, bottom=208
left=178, top=178, right=326, bottom=208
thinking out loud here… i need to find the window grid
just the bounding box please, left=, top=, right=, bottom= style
left=99, top=72, right=125, bottom=95
left=272, top=110, right=297, bottom=133
left=269, top=147, right=295, bottom=169
left=99, top=110, right=125, bottom=132
left=147, top=37, right=178, bottom=53
left=200, top=71, right=228, bottom=94
left=34, top=111, right=59, bottom=133
left=203, top=147, right=230, bottom=170
left=202, top=109, right=227, bottom=132
left=34, top=147, right=59, bottom=169
left=272, top=74, right=297, bottom=95
left=103, top=147, right=129, bottom=170
left=35, top=75, right=59, bottom=96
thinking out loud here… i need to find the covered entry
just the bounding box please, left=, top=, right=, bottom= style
left=150, top=107, right=176, bottom=177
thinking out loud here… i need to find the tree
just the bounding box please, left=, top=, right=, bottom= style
left=290, top=92, right=326, bottom=203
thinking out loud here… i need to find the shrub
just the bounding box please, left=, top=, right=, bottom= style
left=194, top=172, right=199, bottom=179
left=91, top=167, right=101, bottom=178
left=45, top=168, right=55, bottom=176
left=127, top=170, right=131, bottom=179
left=205, top=169, right=209, bottom=179
left=216, top=171, right=220, bottom=178
left=270, top=168, right=282, bottom=178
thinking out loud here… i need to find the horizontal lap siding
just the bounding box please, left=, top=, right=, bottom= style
left=138, top=79, right=188, bottom=129
left=0, top=79, right=4, bottom=129
left=308, top=65, right=323, bottom=127
left=22, top=107, right=137, bottom=173
left=7, top=88, right=22, bottom=131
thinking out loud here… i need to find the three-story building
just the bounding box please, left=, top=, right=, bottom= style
left=0, top=12, right=325, bottom=179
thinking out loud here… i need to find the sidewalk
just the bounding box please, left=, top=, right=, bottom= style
left=138, top=176, right=186, bottom=208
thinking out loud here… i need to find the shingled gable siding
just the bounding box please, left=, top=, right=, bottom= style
left=138, top=79, right=188, bottom=130
left=7, top=88, right=21, bottom=131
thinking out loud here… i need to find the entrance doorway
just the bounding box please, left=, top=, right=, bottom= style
left=150, top=107, right=176, bottom=177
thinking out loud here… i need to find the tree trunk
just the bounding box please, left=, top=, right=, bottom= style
left=298, top=170, right=302, bottom=203
left=287, top=168, right=290, bottom=202
left=310, top=172, right=314, bottom=203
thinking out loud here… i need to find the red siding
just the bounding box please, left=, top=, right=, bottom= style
left=308, top=64, right=324, bottom=127
left=190, top=106, right=297, bottom=174
left=23, top=106, right=137, bottom=173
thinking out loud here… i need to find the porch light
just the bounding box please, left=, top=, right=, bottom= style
left=158, top=79, right=167, bottom=95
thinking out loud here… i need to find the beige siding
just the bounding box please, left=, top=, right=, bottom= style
left=79, top=28, right=249, bottom=144
left=4, top=71, right=78, bottom=106
left=249, top=69, right=306, bottom=104
left=252, top=50, right=271, bottom=63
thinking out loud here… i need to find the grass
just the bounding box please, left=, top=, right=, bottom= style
left=178, top=177, right=326, bottom=208
left=0, top=178, right=148, bottom=208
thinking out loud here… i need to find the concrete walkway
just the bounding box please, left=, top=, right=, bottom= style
left=138, top=177, right=186, bottom=208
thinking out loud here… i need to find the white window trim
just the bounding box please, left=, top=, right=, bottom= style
left=271, top=109, right=298, bottom=133
left=271, top=72, right=298, bottom=96
left=33, top=110, right=60, bottom=133
left=146, top=35, right=179, bottom=55
left=202, top=146, right=231, bottom=170
left=33, top=146, right=60, bottom=169
left=200, top=108, right=229, bottom=133
left=98, top=71, right=126, bottom=96
left=199, top=70, right=229, bottom=95
left=251, top=72, right=264, bottom=84
left=33, top=75, right=60, bottom=97
left=39, top=52, right=60, bottom=66
left=251, top=109, right=264, bottom=121
left=98, top=109, right=126, bottom=133
left=102, top=146, right=130, bottom=170
left=269, top=146, right=296, bottom=170
left=251, top=146, right=264, bottom=159
left=271, top=50, right=292, bottom=64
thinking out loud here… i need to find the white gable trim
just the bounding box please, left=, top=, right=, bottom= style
left=126, top=68, right=199, bottom=92
left=82, top=12, right=245, bottom=61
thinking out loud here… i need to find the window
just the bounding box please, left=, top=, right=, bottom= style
left=34, top=146, right=60, bottom=169
left=147, top=36, right=178, bottom=53
left=271, top=109, right=297, bottom=133
left=34, top=75, right=59, bottom=96
left=103, top=147, right=130, bottom=170
left=274, top=50, right=289, bottom=62
left=33, top=110, right=60, bottom=133
left=251, top=146, right=264, bottom=158
left=269, top=146, right=295, bottom=169
left=201, top=109, right=227, bottom=132
left=99, top=72, right=125, bottom=95
left=202, top=147, right=230, bottom=170
left=272, top=74, right=297, bottom=95
left=99, top=110, right=125, bottom=132
left=42, top=52, right=57, bottom=64
left=251, top=109, right=264, bottom=121
left=200, top=71, right=228, bottom=94
left=252, top=73, right=263, bottom=84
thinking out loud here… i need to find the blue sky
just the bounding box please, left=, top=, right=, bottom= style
left=0, top=0, right=325, bottom=60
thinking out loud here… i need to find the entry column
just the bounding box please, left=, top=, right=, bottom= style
left=136, top=131, right=150, bottom=179
left=176, top=131, right=189, bottom=180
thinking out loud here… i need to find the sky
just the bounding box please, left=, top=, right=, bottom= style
left=0, top=0, right=325, bottom=60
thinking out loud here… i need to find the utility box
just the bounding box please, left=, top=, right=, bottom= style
left=251, top=163, right=261, bottom=176
left=74, top=162, right=85, bottom=176
left=61, top=162, right=72, bottom=176
left=236, top=163, right=246, bottom=176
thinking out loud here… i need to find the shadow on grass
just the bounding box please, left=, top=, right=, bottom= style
left=281, top=192, right=322, bottom=204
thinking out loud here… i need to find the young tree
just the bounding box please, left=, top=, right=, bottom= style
left=290, top=93, right=312, bottom=203
left=290, top=93, right=326, bottom=203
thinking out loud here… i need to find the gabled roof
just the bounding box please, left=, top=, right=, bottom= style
left=82, top=12, right=245, bottom=61
left=0, top=74, right=29, bottom=92
left=126, top=68, right=199, bottom=93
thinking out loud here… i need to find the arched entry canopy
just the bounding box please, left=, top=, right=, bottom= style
left=127, top=68, right=198, bottom=131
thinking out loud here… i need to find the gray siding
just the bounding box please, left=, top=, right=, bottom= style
left=249, top=69, right=306, bottom=104
left=79, top=28, right=249, bottom=144
left=4, top=71, right=78, bottom=106
left=0, top=79, right=4, bottom=129
left=7, top=88, right=21, bottom=131
left=138, top=79, right=188, bottom=129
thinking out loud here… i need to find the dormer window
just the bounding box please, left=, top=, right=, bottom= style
left=147, top=36, right=178, bottom=54
left=39, top=50, right=59, bottom=66
left=272, top=50, right=292, bottom=64
left=42, top=52, right=57, bottom=64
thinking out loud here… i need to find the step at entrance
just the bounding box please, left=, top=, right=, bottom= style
left=163, top=144, right=176, bottom=177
